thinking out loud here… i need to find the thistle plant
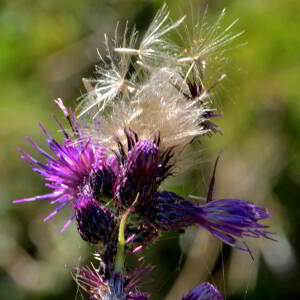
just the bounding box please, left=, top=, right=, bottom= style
left=14, top=4, right=274, bottom=299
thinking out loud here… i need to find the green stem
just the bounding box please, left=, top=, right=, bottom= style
left=114, top=194, right=139, bottom=273
left=114, top=209, right=130, bottom=273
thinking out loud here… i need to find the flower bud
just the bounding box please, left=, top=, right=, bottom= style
left=114, top=140, right=160, bottom=208
left=75, top=196, right=117, bottom=244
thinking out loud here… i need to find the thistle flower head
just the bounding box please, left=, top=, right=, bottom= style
left=114, top=137, right=159, bottom=208
left=142, top=190, right=272, bottom=253
left=76, top=5, right=229, bottom=169
left=80, top=83, right=219, bottom=168
left=75, top=264, right=152, bottom=300
left=127, top=140, right=160, bottom=177
left=78, top=3, right=186, bottom=119
left=75, top=196, right=117, bottom=245
left=193, top=198, right=273, bottom=253
left=112, top=130, right=174, bottom=210
left=140, top=157, right=273, bottom=254
left=182, top=282, right=223, bottom=300
left=15, top=8, right=275, bottom=300
left=13, top=103, right=117, bottom=231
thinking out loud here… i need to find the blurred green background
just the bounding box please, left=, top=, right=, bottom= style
left=1, top=0, right=300, bottom=299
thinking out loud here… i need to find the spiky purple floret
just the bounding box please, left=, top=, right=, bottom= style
left=75, top=264, right=106, bottom=297
left=182, top=283, right=223, bottom=300
left=193, top=198, right=272, bottom=248
left=144, top=190, right=272, bottom=252
left=113, top=131, right=174, bottom=209
left=75, top=196, right=117, bottom=244
left=75, top=265, right=152, bottom=300
left=114, top=139, right=160, bottom=208
left=128, top=140, right=160, bottom=177
left=112, top=270, right=151, bottom=300
left=13, top=124, right=115, bottom=230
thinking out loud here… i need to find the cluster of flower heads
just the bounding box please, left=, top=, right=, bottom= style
left=14, top=5, right=273, bottom=300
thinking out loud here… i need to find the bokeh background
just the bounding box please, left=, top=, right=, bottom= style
left=1, top=0, right=300, bottom=299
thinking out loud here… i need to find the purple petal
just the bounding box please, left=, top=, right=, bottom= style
left=182, top=283, right=223, bottom=300
left=146, top=191, right=273, bottom=253
left=13, top=191, right=63, bottom=203
left=14, top=122, right=114, bottom=227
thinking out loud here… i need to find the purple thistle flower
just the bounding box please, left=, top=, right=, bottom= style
left=109, top=133, right=273, bottom=254
left=147, top=190, right=272, bottom=252
left=75, top=196, right=117, bottom=244
left=13, top=121, right=116, bottom=231
left=182, top=283, right=223, bottom=300
left=114, top=138, right=159, bottom=208
left=113, top=130, right=174, bottom=209
left=136, top=156, right=273, bottom=254
left=75, top=264, right=152, bottom=300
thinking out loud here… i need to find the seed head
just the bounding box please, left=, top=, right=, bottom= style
left=78, top=23, right=138, bottom=117
left=115, top=4, right=185, bottom=66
